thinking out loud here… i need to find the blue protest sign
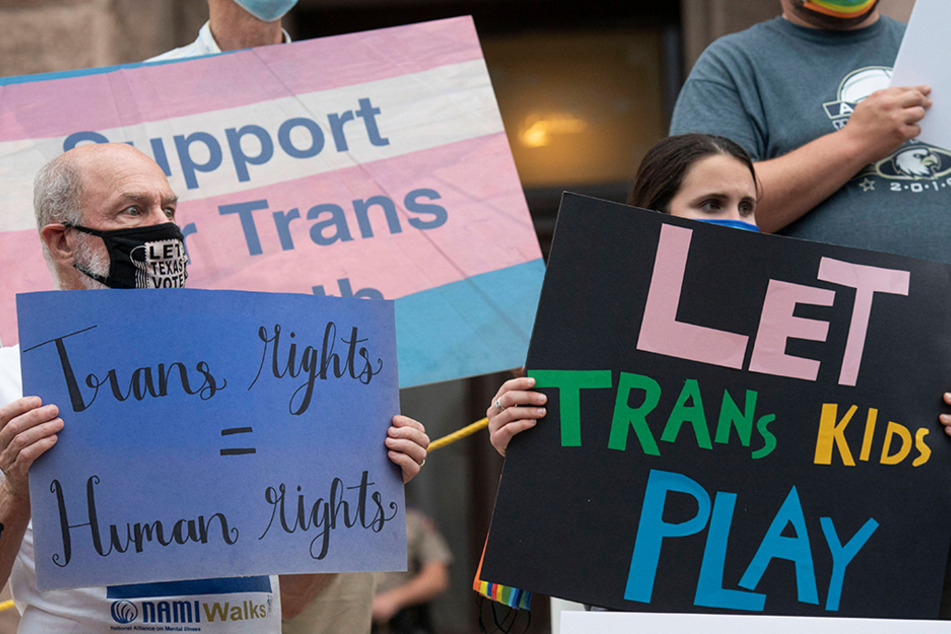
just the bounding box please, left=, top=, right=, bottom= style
left=17, top=288, right=405, bottom=590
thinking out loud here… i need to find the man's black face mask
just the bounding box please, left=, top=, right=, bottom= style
left=65, top=222, right=188, bottom=289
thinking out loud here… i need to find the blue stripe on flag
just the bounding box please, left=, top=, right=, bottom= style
left=0, top=51, right=236, bottom=86
left=396, top=258, right=545, bottom=387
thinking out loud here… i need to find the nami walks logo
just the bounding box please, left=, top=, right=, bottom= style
left=109, top=596, right=272, bottom=630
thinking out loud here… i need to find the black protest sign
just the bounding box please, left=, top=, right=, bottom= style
left=481, top=193, right=951, bottom=618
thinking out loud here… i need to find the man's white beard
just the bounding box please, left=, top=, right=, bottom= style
left=72, top=232, right=110, bottom=290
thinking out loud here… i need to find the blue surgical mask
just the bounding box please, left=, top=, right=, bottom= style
left=233, top=0, right=298, bottom=22
left=697, top=218, right=759, bottom=231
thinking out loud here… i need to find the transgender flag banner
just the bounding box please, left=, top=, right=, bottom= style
left=0, top=16, right=544, bottom=387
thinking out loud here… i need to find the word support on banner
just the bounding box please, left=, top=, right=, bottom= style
left=0, top=16, right=544, bottom=387
left=17, top=289, right=405, bottom=590
left=481, top=194, right=951, bottom=618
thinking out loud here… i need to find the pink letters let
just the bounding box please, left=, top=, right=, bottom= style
left=636, top=224, right=909, bottom=386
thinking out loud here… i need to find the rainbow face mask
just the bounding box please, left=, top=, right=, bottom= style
left=795, top=0, right=880, bottom=28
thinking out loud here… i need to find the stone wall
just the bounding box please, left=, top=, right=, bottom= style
left=0, top=0, right=205, bottom=77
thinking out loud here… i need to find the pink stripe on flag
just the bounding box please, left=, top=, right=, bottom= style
left=0, top=17, right=484, bottom=142
left=183, top=132, right=537, bottom=295
left=0, top=132, right=537, bottom=347
left=0, top=231, right=54, bottom=346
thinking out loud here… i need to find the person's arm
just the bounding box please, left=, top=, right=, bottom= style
left=753, top=85, right=932, bottom=233
left=487, top=376, right=547, bottom=457
left=0, top=397, right=64, bottom=585
left=371, top=561, right=449, bottom=624
left=278, top=572, right=338, bottom=620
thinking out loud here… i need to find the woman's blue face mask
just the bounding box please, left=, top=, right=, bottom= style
left=696, top=218, right=759, bottom=231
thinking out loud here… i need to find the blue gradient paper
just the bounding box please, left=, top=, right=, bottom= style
left=17, top=288, right=405, bottom=590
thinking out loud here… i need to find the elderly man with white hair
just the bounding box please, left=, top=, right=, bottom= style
left=0, top=142, right=428, bottom=632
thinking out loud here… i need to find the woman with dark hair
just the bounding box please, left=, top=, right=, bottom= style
left=630, top=133, right=758, bottom=229
left=487, top=133, right=760, bottom=456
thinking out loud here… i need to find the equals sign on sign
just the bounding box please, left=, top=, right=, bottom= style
left=220, top=427, right=256, bottom=456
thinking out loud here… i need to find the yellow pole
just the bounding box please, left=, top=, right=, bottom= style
left=427, top=417, right=489, bottom=451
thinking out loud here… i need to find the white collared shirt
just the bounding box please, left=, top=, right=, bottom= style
left=146, top=21, right=291, bottom=62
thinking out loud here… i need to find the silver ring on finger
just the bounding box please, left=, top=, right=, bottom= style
left=494, top=398, right=504, bottom=413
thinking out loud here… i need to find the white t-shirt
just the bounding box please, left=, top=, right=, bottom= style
left=0, top=345, right=282, bottom=632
